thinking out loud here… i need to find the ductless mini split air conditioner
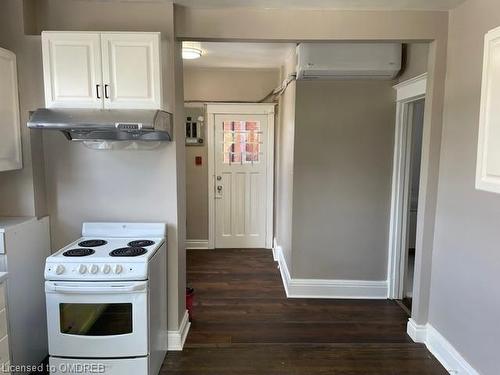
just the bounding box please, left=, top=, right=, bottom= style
left=296, top=43, right=402, bottom=80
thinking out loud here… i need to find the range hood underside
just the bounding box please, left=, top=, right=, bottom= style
left=27, top=108, right=173, bottom=142
left=59, top=129, right=172, bottom=141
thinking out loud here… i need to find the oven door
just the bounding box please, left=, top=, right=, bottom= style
left=45, top=280, right=148, bottom=358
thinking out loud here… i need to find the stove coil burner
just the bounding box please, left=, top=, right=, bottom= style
left=128, top=240, right=155, bottom=247
left=78, top=239, right=107, bottom=247
left=63, top=248, right=96, bottom=257
left=110, top=247, right=148, bottom=257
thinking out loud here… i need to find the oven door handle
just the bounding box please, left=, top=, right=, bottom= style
left=45, top=282, right=147, bottom=294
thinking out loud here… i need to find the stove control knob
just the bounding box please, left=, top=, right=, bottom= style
left=114, top=265, right=123, bottom=274
left=55, top=265, right=65, bottom=275
left=103, top=265, right=111, bottom=274
left=90, top=265, right=99, bottom=274
left=78, top=264, right=87, bottom=274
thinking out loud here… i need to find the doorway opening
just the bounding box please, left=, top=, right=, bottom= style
left=388, top=74, right=427, bottom=313
left=183, top=42, right=293, bottom=250
left=401, top=98, right=425, bottom=312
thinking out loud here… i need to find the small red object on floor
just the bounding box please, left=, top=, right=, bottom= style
left=186, top=287, right=194, bottom=321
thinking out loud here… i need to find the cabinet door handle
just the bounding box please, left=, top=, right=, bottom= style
left=96, top=84, right=101, bottom=99
left=104, top=84, right=110, bottom=99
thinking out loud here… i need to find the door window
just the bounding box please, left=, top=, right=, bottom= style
left=59, top=303, right=133, bottom=336
left=222, top=121, right=262, bottom=164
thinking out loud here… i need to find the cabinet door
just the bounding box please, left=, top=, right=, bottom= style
left=0, top=48, right=22, bottom=172
left=477, top=26, right=500, bottom=193
left=42, top=32, right=103, bottom=108
left=101, top=33, right=162, bottom=109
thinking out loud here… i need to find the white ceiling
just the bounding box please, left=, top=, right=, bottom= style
left=183, top=42, right=295, bottom=69
left=175, top=0, right=466, bottom=11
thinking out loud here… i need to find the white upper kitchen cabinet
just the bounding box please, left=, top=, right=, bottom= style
left=42, top=32, right=103, bottom=109
left=477, top=26, right=500, bottom=194
left=0, top=47, right=22, bottom=172
left=101, top=33, right=162, bottom=109
left=41, top=31, right=162, bottom=110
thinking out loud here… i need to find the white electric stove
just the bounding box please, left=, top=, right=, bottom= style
left=45, top=222, right=167, bottom=375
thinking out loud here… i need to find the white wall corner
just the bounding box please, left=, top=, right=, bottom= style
left=167, top=310, right=191, bottom=351
left=406, top=320, right=479, bottom=375
left=185, top=239, right=209, bottom=249
left=272, top=238, right=279, bottom=261
left=274, top=243, right=388, bottom=299
left=407, top=318, right=427, bottom=343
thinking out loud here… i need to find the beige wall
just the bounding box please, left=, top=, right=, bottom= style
left=176, top=7, right=448, bottom=41
left=274, top=53, right=296, bottom=267
left=184, top=67, right=280, bottom=103
left=399, top=43, right=430, bottom=82
left=429, top=0, right=500, bottom=373
left=0, top=0, right=186, bottom=331
left=183, top=67, right=280, bottom=240
left=184, top=106, right=208, bottom=240
left=292, top=80, right=395, bottom=280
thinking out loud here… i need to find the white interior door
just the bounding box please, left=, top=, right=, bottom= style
left=101, top=33, right=161, bottom=109
left=214, top=114, right=269, bottom=248
left=42, top=32, right=103, bottom=108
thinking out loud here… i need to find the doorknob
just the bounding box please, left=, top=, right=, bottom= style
left=215, top=184, right=223, bottom=199
left=216, top=176, right=222, bottom=181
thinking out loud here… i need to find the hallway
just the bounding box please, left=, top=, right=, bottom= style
left=161, top=249, right=446, bottom=374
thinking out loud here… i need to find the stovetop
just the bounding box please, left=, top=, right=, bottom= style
left=45, top=222, right=166, bottom=281
left=51, top=237, right=163, bottom=262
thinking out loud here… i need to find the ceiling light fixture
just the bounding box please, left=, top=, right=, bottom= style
left=182, top=42, right=203, bottom=60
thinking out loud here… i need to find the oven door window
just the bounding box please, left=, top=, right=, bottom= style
left=59, top=303, right=133, bottom=336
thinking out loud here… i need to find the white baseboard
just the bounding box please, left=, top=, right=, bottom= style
left=167, top=310, right=191, bottom=351
left=275, top=244, right=388, bottom=299
left=406, top=319, right=479, bottom=375
left=272, top=247, right=279, bottom=261
left=272, top=238, right=279, bottom=261
left=407, top=318, right=427, bottom=343
left=186, top=239, right=209, bottom=249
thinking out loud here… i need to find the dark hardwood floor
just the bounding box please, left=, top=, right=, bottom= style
left=161, top=248, right=446, bottom=374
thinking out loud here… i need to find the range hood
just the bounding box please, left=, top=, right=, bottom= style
left=27, top=108, right=173, bottom=142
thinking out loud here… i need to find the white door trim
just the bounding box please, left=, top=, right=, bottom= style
left=387, top=74, right=427, bottom=299
left=393, top=73, right=428, bottom=101
left=206, top=103, right=275, bottom=249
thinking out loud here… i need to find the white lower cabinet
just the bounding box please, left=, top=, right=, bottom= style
left=0, top=217, right=50, bottom=373
left=0, top=280, right=11, bottom=370
left=49, top=357, right=148, bottom=375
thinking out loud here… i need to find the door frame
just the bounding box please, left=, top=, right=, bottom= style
left=206, top=103, right=276, bottom=249
left=387, top=73, right=427, bottom=299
